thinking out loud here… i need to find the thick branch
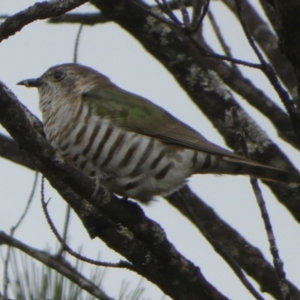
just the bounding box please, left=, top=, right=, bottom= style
left=167, top=187, right=300, bottom=300
left=0, top=133, right=35, bottom=170
left=49, top=12, right=111, bottom=25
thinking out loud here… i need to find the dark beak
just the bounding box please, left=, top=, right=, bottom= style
left=17, top=78, right=42, bottom=88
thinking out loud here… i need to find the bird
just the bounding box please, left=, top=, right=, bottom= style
left=17, top=63, right=300, bottom=203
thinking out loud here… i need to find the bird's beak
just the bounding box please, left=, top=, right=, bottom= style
left=17, top=78, right=42, bottom=88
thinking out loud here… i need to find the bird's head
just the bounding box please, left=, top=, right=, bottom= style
left=17, top=63, right=113, bottom=102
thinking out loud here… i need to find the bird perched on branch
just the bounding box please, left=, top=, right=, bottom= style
left=18, top=63, right=300, bottom=203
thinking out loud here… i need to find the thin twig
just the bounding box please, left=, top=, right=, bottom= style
left=234, top=0, right=264, bottom=62
left=3, top=172, right=39, bottom=298
left=40, top=177, right=132, bottom=270
left=154, top=0, right=182, bottom=25
left=12, top=172, right=39, bottom=233
left=176, top=189, right=265, bottom=300
left=175, top=0, right=191, bottom=28
left=56, top=204, right=71, bottom=257
left=231, top=107, right=291, bottom=300
left=251, top=178, right=291, bottom=300
left=189, top=36, right=262, bottom=68
left=190, top=0, right=210, bottom=33
left=234, top=0, right=300, bottom=141
left=73, top=23, right=84, bottom=63
left=162, top=0, right=182, bottom=25
left=208, top=10, right=239, bottom=72
left=130, top=0, right=184, bottom=29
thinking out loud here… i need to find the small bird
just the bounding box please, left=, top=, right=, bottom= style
left=18, top=63, right=300, bottom=203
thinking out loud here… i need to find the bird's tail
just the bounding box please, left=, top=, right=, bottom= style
left=196, top=154, right=300, bottom=185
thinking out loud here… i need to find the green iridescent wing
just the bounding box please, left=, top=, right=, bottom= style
left=83, top=87, right=248, bottom=161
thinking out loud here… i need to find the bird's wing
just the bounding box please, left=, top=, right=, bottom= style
left=82, top=87, right=250, bottom=162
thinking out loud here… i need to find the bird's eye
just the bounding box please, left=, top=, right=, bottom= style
left=53, top=71, right=65, bottom=81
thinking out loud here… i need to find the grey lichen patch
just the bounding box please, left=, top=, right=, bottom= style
left=187, top=65, right=232, bottom=100
left=205, top=70, right=232, bottom=101
left=78, top=201, right=95, bottom=218
left=186, top=64, right=202, bottom=87
left=175, top=54, right=186, bottom=62
left=223, top=108, right=271, bottom=154
left=291, top=86, right=299, bottom=101
left=143, top=251, right=152, bottom=265
left=117, top=224, right=134, bottom=240
left=144, top=8, right=172, bottom=46
left=169, top=53, right=187, bottom=67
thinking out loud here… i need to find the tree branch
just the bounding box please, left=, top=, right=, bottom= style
left=0, top=133, right=35, bottom=170
left=167, top=187, right=300, bottom=300
left=0, top=0, right=88, bottom=43
left=49, top=12, right=111, bottom=25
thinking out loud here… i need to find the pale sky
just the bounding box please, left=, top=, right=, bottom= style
left=1, top=1, right=300, bottom=299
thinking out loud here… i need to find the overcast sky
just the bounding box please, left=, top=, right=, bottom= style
left=1, top=1, right=300, bottom=299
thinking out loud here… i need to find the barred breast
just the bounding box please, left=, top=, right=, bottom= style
left=40, top=98, right=202, bottom=203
